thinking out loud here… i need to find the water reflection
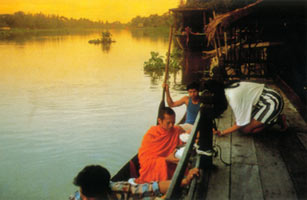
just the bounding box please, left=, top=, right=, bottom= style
left=130, top=28, right=169, bottom=43
left=0, top=28, right=211, bottom=200
left=2, top=29, right=98, bottom=45
left=0, top=29, right=189, bottom=200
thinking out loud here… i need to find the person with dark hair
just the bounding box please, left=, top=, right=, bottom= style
left=135, top=107, right=186, bottom=184
left=202, top=80, right=287, bottom=136
left=72, top=165, right=111, bottom=200
left=163, top=82, right=201, bottom=131
left=71, top=165, right=199, bottom=200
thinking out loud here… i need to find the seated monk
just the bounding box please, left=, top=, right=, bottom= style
left=135, top=107, right=185, bottom=184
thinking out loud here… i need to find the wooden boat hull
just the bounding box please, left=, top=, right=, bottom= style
left=111, top=154, right=140, bottom=182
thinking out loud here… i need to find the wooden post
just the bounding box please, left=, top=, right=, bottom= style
left=193, top=104, right=215, bottom=199
left=213, top=37, right=220, bottom=60
left=203, top=11, right=207, bottom=29
left=198, top=113, right=214, bottom=169
left=224, top=32, right=228, bottom=60
left=217, top=28, right=222, bottom=57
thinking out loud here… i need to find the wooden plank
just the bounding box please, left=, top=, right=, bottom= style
left=231, top=132, right=263, bottom=200
left=254, top=131, right=297, bottom=199
left=206, top=108, right=232, bottom=200
left=278, top=131, right=307, bottom=199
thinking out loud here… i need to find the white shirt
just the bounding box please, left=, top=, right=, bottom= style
left=225, top=82, right=264, bottom=126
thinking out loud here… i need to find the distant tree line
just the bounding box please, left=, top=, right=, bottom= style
left=0, top=11, right=172, bottom=30
left=129, top=13, right=172, bottom=28
left=0, top=11, right=125, bottom=29
left=0, top=1, right=259, bottom=30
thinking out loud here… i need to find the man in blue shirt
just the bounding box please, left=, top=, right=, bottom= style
left=163, top=82, right=200, bottom=132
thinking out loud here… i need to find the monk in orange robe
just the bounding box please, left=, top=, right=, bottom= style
left=135, top=107, right=185, bottom=184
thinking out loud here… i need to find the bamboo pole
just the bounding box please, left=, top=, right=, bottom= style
left=224, top=32, right=228, bottom=59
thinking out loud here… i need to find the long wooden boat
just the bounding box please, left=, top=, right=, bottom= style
left=111, top=154, right=139, bottom=182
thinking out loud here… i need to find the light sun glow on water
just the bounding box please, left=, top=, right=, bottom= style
left=0, top=30, right=186, bottom=199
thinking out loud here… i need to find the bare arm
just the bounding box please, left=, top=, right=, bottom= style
left=213, top=122, right=241, bottom=136
left=163, top=83, right=188, bottom=107
left=165, top=149, right=179, bottom=164
left=158, top=168, right=199, bottom=194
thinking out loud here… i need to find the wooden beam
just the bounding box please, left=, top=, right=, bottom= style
left=278, top=131, right=307, bottom=199
left=231, top=132, right=263, bottom=199
left=254, top=132, right=297, bottom=199
left=206, top=107, right=233, bottom=199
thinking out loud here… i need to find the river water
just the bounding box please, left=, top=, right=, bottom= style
left=0, top=29, right=188, bottom=199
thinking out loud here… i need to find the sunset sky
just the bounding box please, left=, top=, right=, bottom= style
left=0, top=0, right=180, bottom=23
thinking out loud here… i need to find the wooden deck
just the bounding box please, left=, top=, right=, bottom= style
left=205, top=84, right=307, bottom=200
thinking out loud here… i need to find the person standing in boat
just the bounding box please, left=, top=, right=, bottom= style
left=70, top=164, right=199, bottom=200
left=163, top=82, right=201, bottom=132
left=135, top=107, right=185, bottom=184
left=201, top=80, right=288, bottom=136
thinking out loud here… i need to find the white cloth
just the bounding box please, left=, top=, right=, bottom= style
left=179, top=133, right=190, bottom=143
left=179, top=123, right=193, bottom=132
left=175, top=146, right=185, bottom=159
left=128, top=178, right=137, bottom=186
left=225, top=82, right=264, bottom=126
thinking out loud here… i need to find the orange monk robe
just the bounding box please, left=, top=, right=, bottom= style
left=135, top=125, right=183, bottom=184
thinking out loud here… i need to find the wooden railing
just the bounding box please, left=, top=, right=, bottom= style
left=165, top=109, right=215, bottom=199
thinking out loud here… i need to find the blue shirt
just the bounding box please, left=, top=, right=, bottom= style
left=185, top=97, right=200, bottom=124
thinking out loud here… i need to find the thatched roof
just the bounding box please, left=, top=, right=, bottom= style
left=205, top=0, right=263, bottom=43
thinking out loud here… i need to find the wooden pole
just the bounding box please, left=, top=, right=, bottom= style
left=224, top=32, right=228, bottom=60
left=157, top=26, right=174, bottom=124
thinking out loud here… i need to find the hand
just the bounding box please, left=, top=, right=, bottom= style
left=212, top=128, right=223, bottom=136
left=184, top=168, right=199, bottom=185
left=162, top=83, right=169, bottom=90
left=165, top=149, right=179, bottom=164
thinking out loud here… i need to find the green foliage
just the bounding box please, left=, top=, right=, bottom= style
left=101, top=31, right=112, bottom=42
left=143, top=48, right=183, bottom=82
left=169, top=48, right=183, bottom=70
left=144, top=52, right=165, bottom=72
left=129, top=13, right=172, bottom=28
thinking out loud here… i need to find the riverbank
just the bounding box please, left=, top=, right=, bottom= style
left=0, top=26, right=170, bottom=40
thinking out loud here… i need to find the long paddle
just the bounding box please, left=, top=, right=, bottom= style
left=157, top=26, right=174, bottom=124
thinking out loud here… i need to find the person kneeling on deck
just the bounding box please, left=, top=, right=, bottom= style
left=163, top=82, right=200, bottom=132
left=201, top=80, right=288, bottom=136
left=135, top=107, right=186, bottom=184
left=70, top=165, right=199, bottom=200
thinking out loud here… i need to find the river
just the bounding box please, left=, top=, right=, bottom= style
left=0, top=29, right=188, bottom=199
